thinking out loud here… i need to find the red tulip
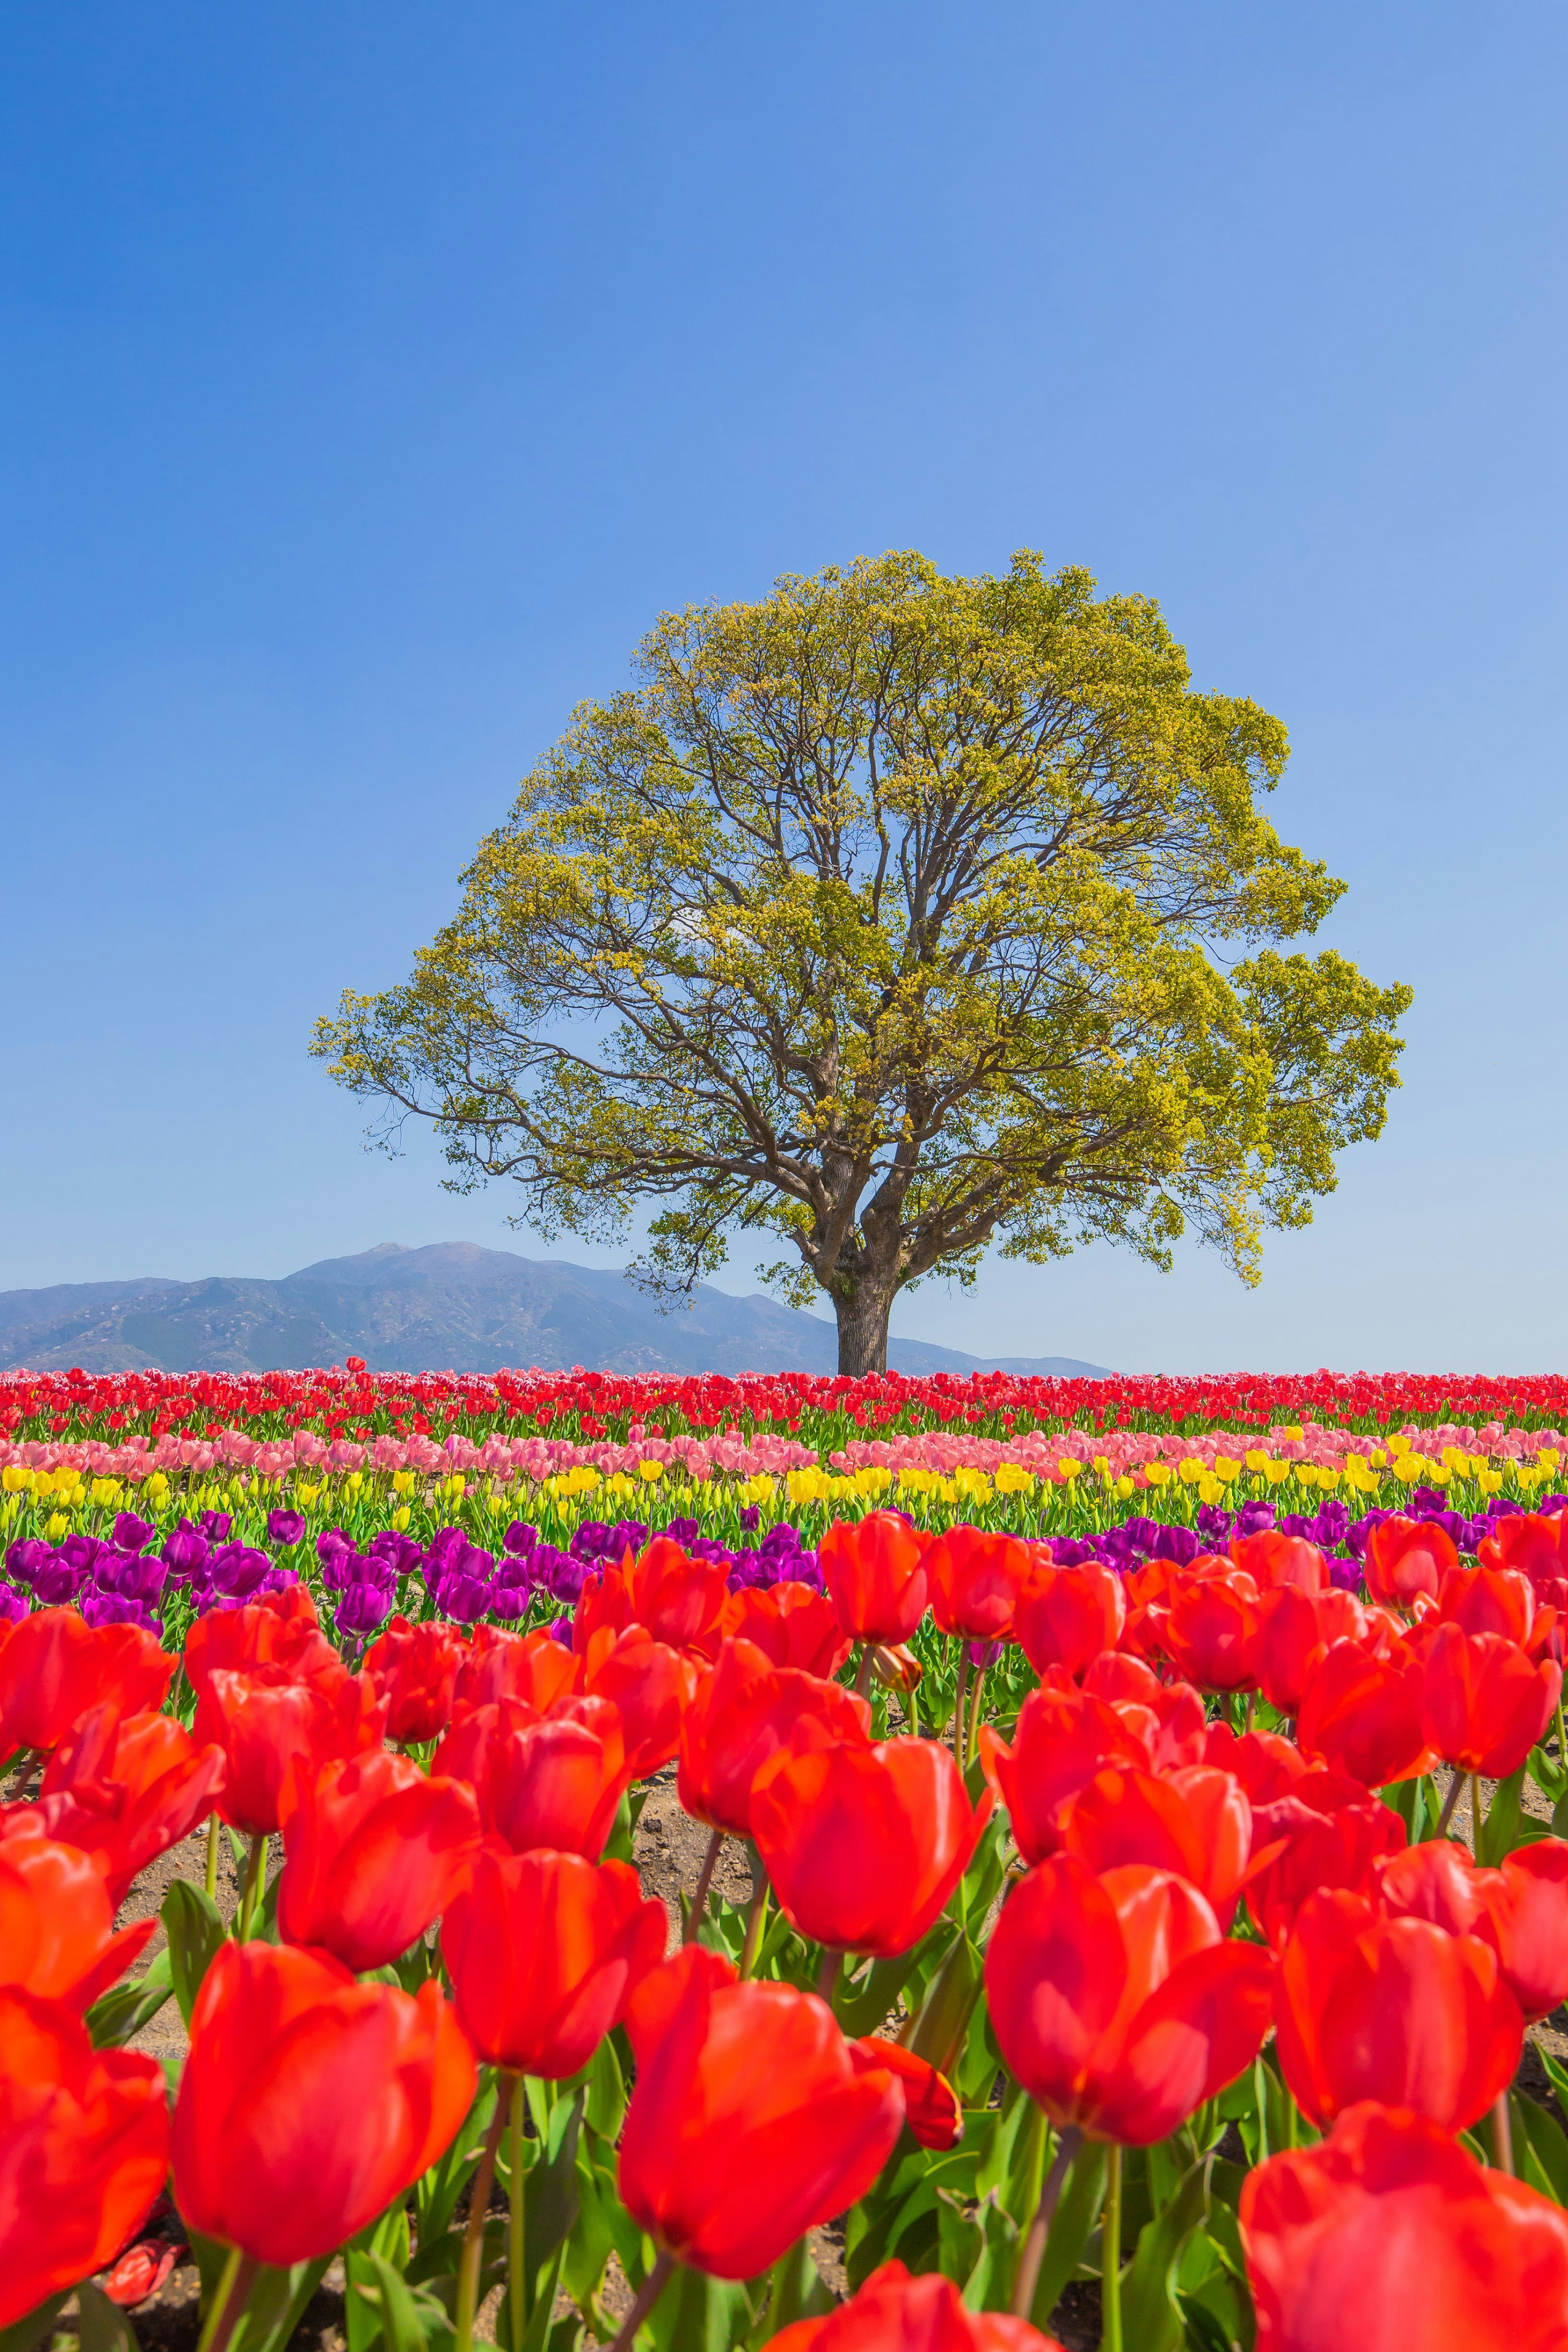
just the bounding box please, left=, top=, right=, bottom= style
left=579, top=1627, right=699, bottom=1777
left=820, top=1512, right=929, bottom=1644
left=276, top=1750, right=479, bottom=1973
left=451, top=1623, right=579, bottom=1717
left=439, top=1694, right=629, bottom=1860
left=1274, top=1889, right=1521, bottom=2132
left=1375, top=1837, right=1491, bottom=1935
left=769, top=2259, right=1063, bottom=2352
left=172, top=1940, right=476, bottom=2267
left=0, top=1608, right=173, bottom=1754
left=1241, top=2101, right=1568, bottom=2352
left=1204, top=1721, right=1312, bottom=1802
left=720, top=1581, right=852, bottom=1678
left=0, top=1815, right=155, bottom=2008
left=1013, top=1561, right=1126, bottom=1680
left=363, top=1616, right=469, bottom=1743
left=576, top=1539, right=730, bottom=1662
left=849, top=2041, right=963, bottom=2152
left=925, top=1525, right=1031, bottom=1642
left=1480, top=1841, right=1568, bottom=2023
left=1160, top=1569, right=1262, bottom=1692
left=1363, top=1516, right=1459, bottom=1609
left=1296, top=1641, right=1432, bottom=1787
left=679, top=1639, right=869, bottom=1839
left=1246, top=1772, right=1405, bottom=1949
left=980, top=1682, right=1153, bottom=1864
left=1230, top=1531, right=1328, bottom=1595
left=986, top=1858, right=1275, bottom=2145
left=617, top=1945, right=905, bottom=2278
left=194, top=1664, right=388, bottom=1835
left=753, top=1733, right=990, bottom=1957
left=36, top=1702, right=227, bottom=1903
left=1434, top=1563, right=1542, bottom=1647
left=441, top=1845, right=666, bottom=2077
left=183, top=1584, right=339, bottom=1701
left=1419, top=1623, right=1560, bottom=1777
left=1256, top=1587, right=1369, bottom=1715
left=1080, top=1651, right=1207, bottom=1768
left=0, top=1989, right=171, bottom=2328
left=1478, top=1510, right=1568, bottom=1609
left=1064, top=1763, right=1254, bottom=1928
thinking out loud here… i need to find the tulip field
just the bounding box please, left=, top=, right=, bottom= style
left=5, top=1369, right=1568, bottom=2352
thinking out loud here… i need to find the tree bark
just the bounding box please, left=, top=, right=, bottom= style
left=833, top=1283, right=894, bottom=1376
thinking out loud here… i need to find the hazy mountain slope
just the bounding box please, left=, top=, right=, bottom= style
left=0, top=1243, right=1111, bottom=1378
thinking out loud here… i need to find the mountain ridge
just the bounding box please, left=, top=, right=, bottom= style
left=0, top=1243, right=1111, bottom=1379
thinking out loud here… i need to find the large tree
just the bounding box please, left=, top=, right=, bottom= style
left=314, top=552, right=1411, bottom=1374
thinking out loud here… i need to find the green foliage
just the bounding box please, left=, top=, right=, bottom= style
left=315, top=551, right=1409, bottom=1370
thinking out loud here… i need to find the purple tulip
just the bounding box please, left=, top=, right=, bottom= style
left=488, top=1582, right=531, bottom=1623
left=1233, top=1499, right=1276, bottom=1539
left=94, top=1552, right=169, bottom=1606
left=533, top=1544, right=587, bottom=1604
left=208, top=1542, right=275, bottom=1600
left=432, top=1570, right=492, bottom=1624
left=267, top=1509, right=307, bottom=1548
left=0, top=1584, right=28, bottom=1625
left=738, top=1506, right=761, bottom=1534
left=502, top=1521, right=538, bottom=1559
left=317, top=1526, right=355, bottom=1567
left=366, top=1529, right=423, bottom=1579
left=4, top=1538, right=52, bottom=1589
left=196, top=1512, right=232, bottom=1544
left=111, top=1511, right=155, bottom=1554
left=335, top=1579, right=395, bottom=1637
left=160, top=1521, right=211, bottom=1580
left=81, top=1591, right=158, bottom=1633
left=33, top=1555, right=87, bottom=1605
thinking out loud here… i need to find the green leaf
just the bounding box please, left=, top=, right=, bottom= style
left=834, top=1949, right=924, bottom=2039
left=1029, top=2140, right=1108, bottom=2332
left=1119, top=2158, right=1211, bottom=2352
left=1479, top=1768, right=1528, bottom=1865
left=744, top=2242, right=834, bottom=2348
left=584, top=2033, right=627, bottom=2142
left=163, top=1879, right=227, bottom=2025
left=522, top=2087, right=584, bottom=2283
left=72, top=2286, right=135, bottom=2352
left=86, top=1947, right=174, bottom=2048
left=1515, top=2089, right=1568, bottom=2207
left=415, top=2078, right=499, bottom=2251
left=230, top=2257, right=335, bottom=2352
left=347, top=2251, right=430, bottom=2352
left=646, top=2260, right=756, bottom=2352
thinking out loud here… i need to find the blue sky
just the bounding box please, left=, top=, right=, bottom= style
left=2, top=3, right=1564, bottom=1371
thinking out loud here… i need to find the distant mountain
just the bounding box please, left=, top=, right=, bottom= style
left=0, top=1243, right=1111, bottom=1379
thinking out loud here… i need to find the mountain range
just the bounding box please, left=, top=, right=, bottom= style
left=0, top=1243, right=1111, bottom=1379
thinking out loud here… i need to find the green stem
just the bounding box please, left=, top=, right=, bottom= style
left=205, top=1814, right=220, bottom=1901
left=1011, top=2120, right=1080, bottom=2321
left=1243, top=1689, right=1257, bottom=1735
left=607, top=2251, right=674, bottom=2352
left=1102, top=2143, right=1123, bottom=2352
left=194, top=2246, right=259, bottom=2352
left=854, top=1645, right=875, bottom=1700
left=1436, top=1773, right=1466, bottom=1838
left=966, top=1659, right=988, bottom=1763
left=1493, top=2088, right=1515, bottom=2176
left=683, top=1827, right=725, bottom=1946
left=951, top=1645, right=971, bottom=1771
left=454, top=2094, right=509, bottom=2352
left=817, top=1946, right=845, bottom=2007
left=739, top=1868, right=771, bottom=1980
left=1470, top=1771, right=1482, bottom=1863
left=506, top=2074, right=525, bottom=2352
left=236, top=1832, right=267, bottom=1941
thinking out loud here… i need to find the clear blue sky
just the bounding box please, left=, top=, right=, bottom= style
left=3, top=3, right=1564, bottom=1372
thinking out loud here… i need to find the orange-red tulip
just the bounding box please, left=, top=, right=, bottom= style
left=1246, top=1772, right=1405, bottom=1950
left=183, top=1584, right=339, bottom=1700
left=0, top=1989, right=171, bottom=2328
left=980, top=1682, right=1154, bottom=1864
left=364, top=1615, right=469, bottom=1743
left=1064, top=1763, right=1254, bottom=1929
left=1205, top=1722, right=1312, bottom=1802
left=1241, top=2101, right=1568, bottom=2352
left=924, top=1526, right=1031, bottom=1642
left=679, top=1639, right=869, bottom=1839
left=820, top=1512, right=929, bottom=1644
left=1230, top=1531, right=1328, bottom=1595
left=0, top=1609, right=173, bottom=1754
left=276, top=1750, right=479, bottom=1973
left=194, top=1664, right=388, bottom=1835
left=438, top=1694, right=629, bottom=1860
left=575, top=1539, right=730, bottom=1662
left=1379, top=1836, right=1568, bottom=2026
left=172, top=1940, right=475, bottom=2267
left=1274, top=1888, right=1521, bottom=2132
left=441, top=1845, right=666, bottom=2077
left=769, top=2259, right=1063, bottom=2352
left=36, top=1702, right=226, bottom=1903
left=1159, top=1568, right=1262, bottom=1692
left=0, top=1816, right=155, bottom=2008
left=1013, top=1561, right=1127, bottom=1680
left=1080, top=1651, right=1208, bottom=1769
left=1478, top=1510, right=1568, bottom=1609
left=1296, top=1641, right=1432, bottom=1787
left=1419, top=1623, right=1560, bottom=1777
left=1434, top=1563, right=1543, bottom=1647
left=720, top=1581, right=852, bottom=1678
left=580, top=1626, right=699, bottom=1778
left=849, top=2040, right=963, bottom=2152
left=986, top=1858, right=1274, bottom=2145
left=752, top=1735, right=990, bottom=1957
left=617, top=1945, right=905, bottom=2278
left=1256, top=1587, right=1369, bottom=1715
left=451, top=1623, right=579, bottom=1717
left=1363, top=1516, right=1459, bottom=1609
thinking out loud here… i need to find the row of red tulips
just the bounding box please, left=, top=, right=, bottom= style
left=6, top=1506, right=1568, bottom=2352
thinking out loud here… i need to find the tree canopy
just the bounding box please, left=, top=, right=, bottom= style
left=313, top=551, right=1411, bottom=1373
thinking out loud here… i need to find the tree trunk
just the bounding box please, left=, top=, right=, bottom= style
left=833, top=1283, right=894, bottom=1376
